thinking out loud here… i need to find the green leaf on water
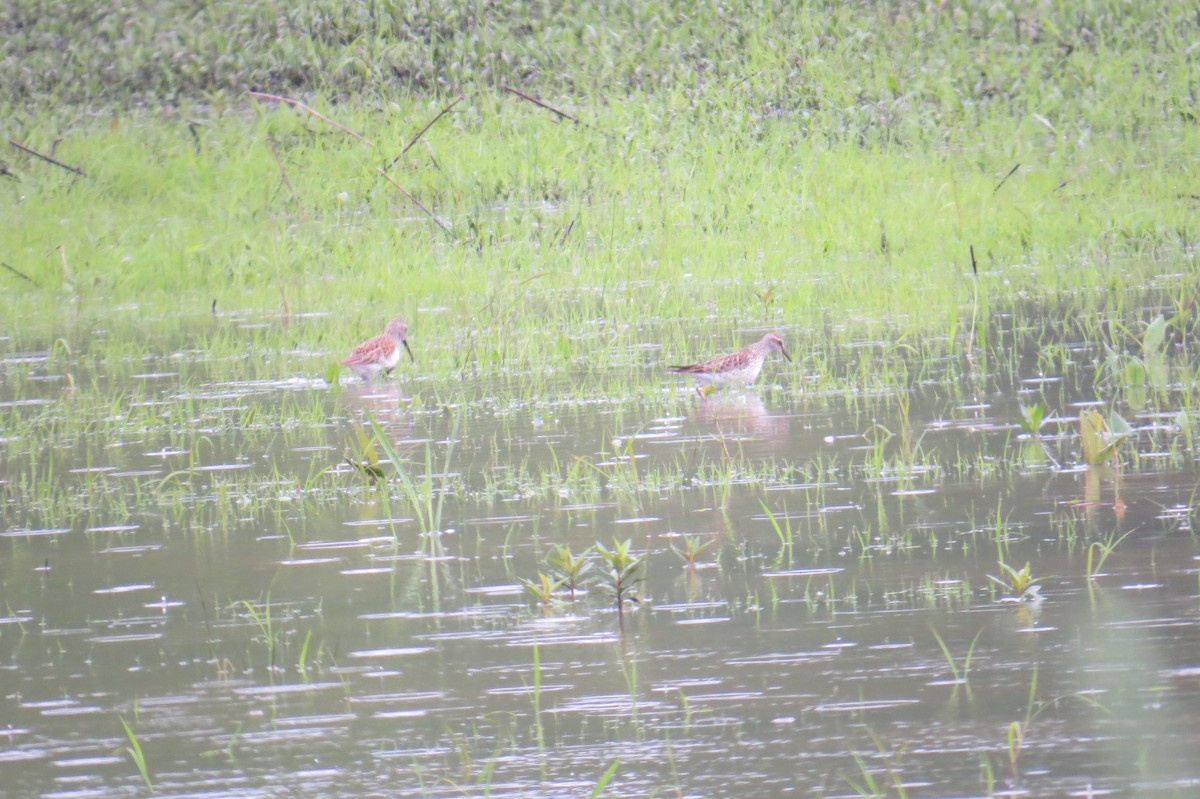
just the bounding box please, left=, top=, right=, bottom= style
left=1142, top=314, right=1166, bottom=356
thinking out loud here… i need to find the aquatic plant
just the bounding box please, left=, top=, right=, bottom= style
left=1103, top=314, right=1169, bottom=409
left=1016, top=401, right=1061, bottom=468
left=240, top=596, right=284, bottom=671
left=1005, top=666, right=1108, bottom=787
left=367, top=412, right=461, bottom=544
left=930, top=626, right=984, bottom=693
left=546, top=543, right=593, bottom=602
left=758, top=500, right=794, bottom=550
left=118, top=713, right=153, bottom=792
left=521, top=572, right=564, bottom=608
left=1080, top=408, right=1133, bottom=468
left=988, top=560, right=1043, bottom=603
left=344, top=426, right=385, bottom=486
left=531, top=642, right=545, bottom=752
left=594, top=538, right=645, bottom=617
left=1017, top=402, right=1048, bottom=435
left=669, top=533, right=714, bottom=568
left=296, top=630, right=314, bottom=679
left=589, top=759, right=620, bottom=798
left=1086, top=529, right=1134, bottom=581
left=844, top=727, right=910, bottom=799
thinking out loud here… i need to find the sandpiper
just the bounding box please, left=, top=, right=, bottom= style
left=670, top=331, right=791, bottom=388
left=342, top=319, right=414, bottom=381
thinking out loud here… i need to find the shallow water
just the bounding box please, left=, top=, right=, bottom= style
left=2, top=307, right=1200, bottom=797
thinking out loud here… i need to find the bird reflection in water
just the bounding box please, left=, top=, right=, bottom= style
left=691, top=390, right=790, bottom=445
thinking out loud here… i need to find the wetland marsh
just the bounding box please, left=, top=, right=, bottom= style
left=3, top=1, right=1200, bottom=796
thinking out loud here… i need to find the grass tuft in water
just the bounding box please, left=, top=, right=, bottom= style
left=239, top=595, right=282, bottom=672
left=1086, top=528, right=1134, bottom=581
left=1005, top=666, right=1109, bottom=787
left=844, top=727, right=910, bottom=799
left=118, top=713, right=153, bottom=792
left=930, top=625, right=984, bottom=694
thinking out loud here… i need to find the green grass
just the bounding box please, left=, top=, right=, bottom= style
left=3, top=1, right=1200, bottom=553
left=1, top=1, right=1197, bottom=374
left=2, top=9, right=1196, bottom=787
left=118, top=713, right=153, bottom=792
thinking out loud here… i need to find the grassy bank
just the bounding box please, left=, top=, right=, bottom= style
left=1, top=1, right=1197, bottom=371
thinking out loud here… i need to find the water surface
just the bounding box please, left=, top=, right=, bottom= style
left=2, top=304, right=1199, bottom=797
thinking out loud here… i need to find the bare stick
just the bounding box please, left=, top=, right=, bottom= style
left=1, top=261, right=37, bottom=286
left=58, top=244, right=73, bottom=286
left=266, top=135, right=296, bottom=200
left=248, top=91, right=376, bottom=148
left=993, top=163, right=1020, bottom=195
left=187, top=122, right=203, bottom=153
left=376, top=168, right=452, bottom=234
left=502, top=86, right=580, bottom=124
left=557, top=216, right=577, bottom=247
left=387, top=95, right=465, bottom=169
left=9, top=139, right=87, bottom=177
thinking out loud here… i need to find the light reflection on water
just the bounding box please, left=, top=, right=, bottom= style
left=1, top=313, right=1200, bottom=797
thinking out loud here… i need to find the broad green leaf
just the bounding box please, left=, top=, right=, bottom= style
left=1142, top=314, right=1166, bottom=356
left=1080, top=409, right=1113, bottom=466
left=1124, top=358, right=1146, bottom=388
left=1109, top=411, right=1133, bottom=438
left=1018, top=402, right=1046, bottom=434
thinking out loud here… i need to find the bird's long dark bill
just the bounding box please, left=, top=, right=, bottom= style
left=781, top=347, right=793, bottom=362
left=402, top=340, right=415, bottom=361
